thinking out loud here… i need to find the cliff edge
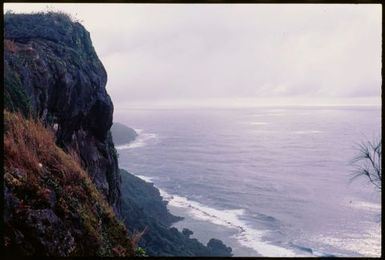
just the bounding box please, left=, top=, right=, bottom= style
left=3, top=12, right=232, bottom=257
left=4, top=12, right=121, bottom=213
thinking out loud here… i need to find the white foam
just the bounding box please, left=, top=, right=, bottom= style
left=267, top=113, right=285, bottom=116
left=235, top=228, right=301, bottom=257
left=348, top=200, right=381, bottom=211
left=115, top=132, right=158, bottom=150
left=157, top=188, right=304, bottom=257
left=131, top=173, right=305, bottom=257
left=115, top=142, right=142, bottom=149
left=251, top=113, right=284, bottom=117
left=134, top=174, right=157, bottom=183
left=293, top=130, right=322, bottom=135
left=133, top=128, right=144, bottom=134
left=268, top=109, right=286, bottom=113
left=250, top=122, right=268, bottom=125
left=164, top=192, right=245, bottom=227
left=315, top=226, right=381, bottom=257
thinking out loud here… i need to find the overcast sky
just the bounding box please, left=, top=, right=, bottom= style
left=4, top=4, right=382, bottom=108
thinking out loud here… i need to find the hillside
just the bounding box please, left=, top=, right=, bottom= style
left=4, top=11, right=121, bottom=213
left=3, top=11, right=232, bottom=257
left=4, top=112, right=134, bottom=256
left=119, top=169, right=232, bottom=256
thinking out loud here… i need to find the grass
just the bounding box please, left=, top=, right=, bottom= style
left=4, top=39, right=17, bottom=52
left=4, top=111, right=139, bottom=256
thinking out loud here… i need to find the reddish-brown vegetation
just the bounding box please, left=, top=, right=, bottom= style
left=4, top=111, right=136, bottom=256
left=4, top=39, right=18, bottom=53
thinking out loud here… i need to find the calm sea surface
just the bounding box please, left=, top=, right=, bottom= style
left=115, top=106, right=381, bottom=257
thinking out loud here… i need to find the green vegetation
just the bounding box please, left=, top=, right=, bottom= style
left=135, top=247, right=147, bottom=257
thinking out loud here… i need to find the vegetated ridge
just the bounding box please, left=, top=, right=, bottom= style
left=4, top=111, right=134, bottom=256
left=4, top=11, right=121, bottom=213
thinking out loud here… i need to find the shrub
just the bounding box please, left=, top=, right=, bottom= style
left=4, top=39, right=18, bottom=52
left=135, top=247, right=147, bottom=257
left=4, top=111, right=136, bottom=256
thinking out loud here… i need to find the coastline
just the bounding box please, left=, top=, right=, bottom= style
left=132, top=173, right=308, bottom=257
left=114, top=117, right=381, bottom=257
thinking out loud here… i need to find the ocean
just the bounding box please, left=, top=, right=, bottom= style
left=114, top=106, right=381, bottom=257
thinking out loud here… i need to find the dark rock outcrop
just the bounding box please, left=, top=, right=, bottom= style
left=120, top=169, right=182, bottom=227
left=182, top=228, right=194, bottom=238
left=4, top=12, right=121, bottom=214
left=119, top=169, right=232, bottom=256
left=110, top=122, right=138, bottom=145
left=207, top=238, right=233, bottom=256
left=4, top=12, right=233, bottom=257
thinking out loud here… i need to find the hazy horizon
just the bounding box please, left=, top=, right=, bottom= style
left=114, top=106, right=381, bottom=257
left=4, top=3, right=382, bottom=109
left=3, top=5, right=381, bottom=257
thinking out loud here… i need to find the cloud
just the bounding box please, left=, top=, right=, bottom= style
left=4, top=4, right=381, bottom=107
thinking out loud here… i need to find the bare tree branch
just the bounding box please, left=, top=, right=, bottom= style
left=351, top=138, right=381, bottom=191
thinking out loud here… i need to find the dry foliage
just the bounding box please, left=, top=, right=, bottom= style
left=4, top=111, right=137, bottom=256
left=129, top=227, right=148, bottom=252
left=4, top=39, right=18, bottom=53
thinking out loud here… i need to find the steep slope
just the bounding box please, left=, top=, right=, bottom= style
left=3, top=112, right=134, bottom=256
left=3, top=12, right=233, bottom=257
left=4, top=12, right=121, bottom=213
left=119, top=169, right=232, bottom=256
left=120, top=169, right=182, bottom=226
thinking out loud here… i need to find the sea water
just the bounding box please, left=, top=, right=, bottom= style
left=115, top=106, right=381, bottom=257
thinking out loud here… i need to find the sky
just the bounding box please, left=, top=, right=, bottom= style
left=4, top=3, right=382, bottom=108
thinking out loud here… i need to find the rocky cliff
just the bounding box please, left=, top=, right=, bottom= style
left=119, top=169, right=232, bottom=256
left=3, top=12, right=232, bottom=257
left=4, top=12, right=121, bottom=214
left=4, top=112, right=134, bottom=256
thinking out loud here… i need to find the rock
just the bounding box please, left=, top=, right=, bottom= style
left=3, top=12, right=234, bottom=257
left=23, top=209, right=76, bottom=256
left=110, top=122, right=138, bottom=145
left=182, top=228, right=193, bottom=238
left=5, top=206, right=75, bottom=256
left=120, top=169, right=183, bottom=227
left=4, top=12, right=121, bottom=214
left=119, top=169, right=232, bottom=256
left=4, top=185, right=20, bottom=223
left=207, top=238, right=233, bottom=256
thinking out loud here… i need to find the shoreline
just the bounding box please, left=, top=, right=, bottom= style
left=114, top=107, right=381, bottom=257
left=132, top=173, right=310, bottom=257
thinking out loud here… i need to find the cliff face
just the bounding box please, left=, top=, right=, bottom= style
left=4, top=12, right=233, bottom=257
left=4, top=12, right=121, bottom=213
left=4, top=112, right=133, bottom=256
